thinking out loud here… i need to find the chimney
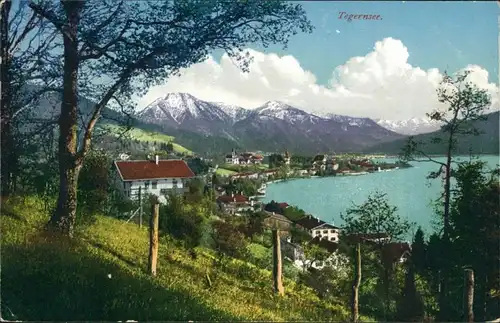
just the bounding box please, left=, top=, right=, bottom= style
left=233, top=198, right=236, bottom=202
left=155, top=155, right=159, bottom=165
left=231, top=193, right=234, bottom=197
left=272, top=212, right=275, bottom=215
left=251, top=200, right=254, bottom=206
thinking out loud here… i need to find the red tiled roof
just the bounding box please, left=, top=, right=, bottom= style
left=278, top=202, right=289, bottom=209
left=217, top=194, right=248, bottom=203
left=115, top=160, right=195, bottom=181
left=296, top=215, right=326, bottom=230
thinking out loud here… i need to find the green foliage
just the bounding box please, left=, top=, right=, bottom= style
left=290, top=155, right=313, bottom=168
left=395, top=262, right=424, bottom=321
left=160, top=199, right=207, bottom=250
left=283, top=206, right=307, bottom=221
left=187, top=158, right=211, bottom=175
left=1, top=196, right=356, bottom=321
left=447, top=161, right=500, bottom=320
left=101, top=124, right=192, bottom=155
left=340, top=191, right=413, bottom=242
left=186, top=177, right=206, bottom=201
left=226, top=178, right=261, bottom=197
left=211, top=220, right=249, bottom=263
left=78, top=150, right=112, bottom=220
left=269, top=154, right=285, bottom=168
left=290, top=225, right=311, bottom=244
left=340, top=192, right=413, bottom=320
left=241, top=211, right=266, bottom=239
left=411, top=227, right=427, bottom=275
left=301, top=243, right=331, bottom=271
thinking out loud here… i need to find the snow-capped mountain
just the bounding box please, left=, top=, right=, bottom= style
left=253, top=101, right=324, bottom=124
left=375, top=118, right=442, bottom=135
left=137, top=93, right=404, bottom=154
left=210, top=101, right=250, bottom=123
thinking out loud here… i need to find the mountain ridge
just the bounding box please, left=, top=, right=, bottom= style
left=137, top=93, right=405, bottom=154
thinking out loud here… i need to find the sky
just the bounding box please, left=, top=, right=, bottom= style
left=137, top=1, right=500, bottom=121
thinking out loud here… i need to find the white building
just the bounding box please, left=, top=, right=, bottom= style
left=281, top=236, right=344, bottom=271
left=225, top=149, right=240, bottom=165
left=114, top=156, right=195, bottom=204
left=295, top=215, right=341, bottom=243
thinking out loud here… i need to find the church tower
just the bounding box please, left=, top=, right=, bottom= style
left=283, top=149, right=291, bottom=165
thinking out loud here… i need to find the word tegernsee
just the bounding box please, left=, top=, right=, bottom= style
left=338, top=12, right=382, bottom=22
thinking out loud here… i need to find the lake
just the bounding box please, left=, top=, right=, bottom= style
left=263, top=155, right=499, bottom=237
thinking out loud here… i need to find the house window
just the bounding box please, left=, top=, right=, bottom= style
left=123, top=182, right=126, bottom=189
left=172, top=179, right=178, bottom=188
left=152, top=181, right=158, bottom=189
left=330, top=229, right=336, bottom=233
left=323, top=230, right=328, bottom=234
left=144, top=181, right=150, bottom=189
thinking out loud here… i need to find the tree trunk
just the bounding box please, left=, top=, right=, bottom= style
left=48, top=1, right=84, bottom=236
left=0, top=0, right=12, bottom=197
left=439, top=141, right=454, bottom=321
left=351, top=243, right=361, bottom=323
left=464, top=269, right=474, bottom=323
left=272, top=229, right=284, bottom=296
left=148, top=199, right=159, bottom=276
left=383, top=264, right=391, bottom=319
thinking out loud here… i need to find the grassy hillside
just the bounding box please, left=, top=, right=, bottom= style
left=1, top=197, right=361, bottom=321
left=102, top=123, right=193, bottom=155
left=367, top=111, right=500, bottom=155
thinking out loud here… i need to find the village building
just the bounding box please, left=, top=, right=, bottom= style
left=114, top=156, right=195, bottom=203
left=281, top=236, right=340, bottom=270
left=230, top=171, right=259, bottom=180
left=216, top=193, right=255, bottom=215
left=295, top=215, right=341, bottom=243
left=312, top=154, right=327, bottom=171
left=224, top=149, right=263, bottom=165
left=225, top=149, right=240, bottom=165
left=259, top=169, right=278, bottom=180
left=263, top=211, right=293, bottom=231
left=382, top=242, right=412, bottom=264
left=283, top=149, right=291, bottom=165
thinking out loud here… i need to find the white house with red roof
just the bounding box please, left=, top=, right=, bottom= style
left=216, top=193, right=255, bottom=215
left=114, top=155, right=195, bottom=203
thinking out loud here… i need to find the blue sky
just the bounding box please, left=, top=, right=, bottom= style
left=213, top=1, right=498, bottom=85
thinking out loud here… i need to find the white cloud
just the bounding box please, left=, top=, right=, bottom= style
left=136, top=37, right=499, bottom=120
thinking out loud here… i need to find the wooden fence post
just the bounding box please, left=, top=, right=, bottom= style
left=148, top=196, right=159, bottom=276
left=464, top=268, right=474, bottom=322
left=272, top=228, right=284, bottom=296
left=138, top=186, right=142, bottom=228
left=352, top=242, right=361, bottom=323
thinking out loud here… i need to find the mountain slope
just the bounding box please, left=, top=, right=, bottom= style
left=366, top=111, right=500, bottom=155
left=375, top=118, right=442, bottom=135
left=137, top=94, right=404, bottom=154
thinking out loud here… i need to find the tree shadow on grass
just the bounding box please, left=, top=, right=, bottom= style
left=1, top=233, right=239, bottom=321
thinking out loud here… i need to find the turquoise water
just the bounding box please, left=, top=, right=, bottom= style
left=263, top=156, right=499, bottom=236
